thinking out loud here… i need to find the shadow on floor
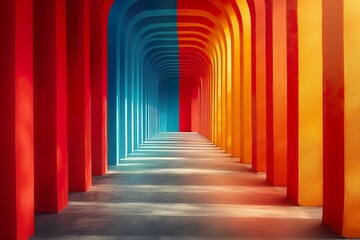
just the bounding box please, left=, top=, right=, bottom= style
left=33, top=133, right=341, bottom=240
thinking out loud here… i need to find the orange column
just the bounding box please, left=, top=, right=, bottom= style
left=243, top=1, right=252, bottom=164
left=323, top=0, right=360, bottom=237
left=211, top=57, right=216, bottom=144
left=235, top=0, right=252, bottom=163
left=221, top=37, right=227, bottom=151
left=248, top=0, right=257, bottom=169
left=0, top=0, right=34, bottom=238
left=215, top=45, right=222, bottom=147
left=66, top=0, right=92, bottom=192
left=229, top=2, right=241, bottom=159
left=265, top=0, right=287, bottom=186
left=33, top=0, right=68, bottom=213
left=343, top=1, right=360, bottom=236
left=224, top=25, right=233, bottom=154
left=287, top=0, right=323, bottom=206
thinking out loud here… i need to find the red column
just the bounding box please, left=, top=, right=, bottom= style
left=265, top=0, right=274, bottom=182
left=90, top=0, right=103, bottom=176
left=90, top=0, right=112, bottom=176
left=248, top=0, right=267, bottom=173
left=101, top=0, right=114, bottom=165
left=206, top=74, right=211, bottom=139
left=286, top=0, right=299, bottom=204
left=249, top=0, right=258, bottom=171
left=179, top=80, right=191, bottom=132
left=322, top=0, right=344, bottom=233
left=0, top=0, right=34, bottom=239
left=191, top=85, right=199, bottom=132
left=33, top=0, right=68, bottom=213
left=66, top=0, right=92, bottom=192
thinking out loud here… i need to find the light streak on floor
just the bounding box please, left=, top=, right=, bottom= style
left=33, top=133, right=339, bottom=239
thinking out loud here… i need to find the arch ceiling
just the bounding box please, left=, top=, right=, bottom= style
left=108, top=0, right=250, bottom=164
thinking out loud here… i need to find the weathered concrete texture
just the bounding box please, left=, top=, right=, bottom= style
left=33, top=132, right=340, bottom=239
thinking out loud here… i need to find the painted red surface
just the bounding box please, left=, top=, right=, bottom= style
left=55, top=0, right=69, bottom=212
left=178, top=49, right=208, bottom=134
left=101, top=0, right=114, bottom=174
left=89, top=0, right=113, bottom=176
left=191, top=85, right=199, bottom=132
left=247, top=0, right=267, bottom=173
left=90, top=0, right=113, bottom=176
left=66, top=0, right=92, bottom=192
left=14, top=4, right=35, bottom=235
left=248, top=0, right=258, bottom=171
left=202, top=74, right=211, bottom=139
left=322, top=0, right=345, bottom=234
left=286, top=0, right=299, bottom=203
left=0, top=1, right=17, bottom=237
left=179, top=80, right=191, bottom=132
left=34, top=0, right=68, bottom=213
left=90, top=0, right=103, bottom=175
left=0, top=0, right=34, bottom=238
left=265, top=0, right=275, bottom=185
left=178, top=42, right=207, bottom=133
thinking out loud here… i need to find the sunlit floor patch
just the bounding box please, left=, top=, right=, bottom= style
left=33, top=132, right=339, bottom=240
left=110, top=168, right=244, bottom=175
left=89, top=184, right=284, bottom=194
left=68, top=201, right=320, bottom=219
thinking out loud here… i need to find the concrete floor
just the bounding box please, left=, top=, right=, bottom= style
left=33, top=132, right=341, bottom=239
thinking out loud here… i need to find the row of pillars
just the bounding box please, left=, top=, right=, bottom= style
left=248, top=0, right=360, bottom=238
left=0, top=0, right=112, bottom=239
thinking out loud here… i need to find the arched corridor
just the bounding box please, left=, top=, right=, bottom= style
left=0, top=0, right=359, bottom=239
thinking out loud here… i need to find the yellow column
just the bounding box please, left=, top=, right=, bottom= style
left=344, top=0, right=360, bottom=237
left=298, top=0, right=323, bottom=205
